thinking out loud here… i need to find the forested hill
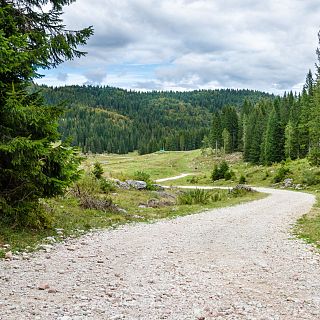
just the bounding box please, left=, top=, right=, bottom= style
left=39, top=85, right=273, bottom=154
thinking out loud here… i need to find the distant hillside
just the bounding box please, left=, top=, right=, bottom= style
left=38, top=85, right=273, bottom=154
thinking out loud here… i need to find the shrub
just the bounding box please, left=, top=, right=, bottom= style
left=308, top=148, right=320, bottom=166
left=230, top=185, right=254, bottom=197
left=132, top=171, right=156, bottom=190
left=100, top=179, right=116, bottom=193
left=133, top=171, right=151, bottom=182
left=211, top=161, right=233, bottom=181
left=239, top=175, right=246, bottom=184
left=224, top=170, right=235, bottom=180
left=273, top=166, right=291, bottom=183
left=302, top=170, right=320, bottom=186
left=79, top=195, right=116, bottom=212
left=188, top=176, right=199, bottom=184
left=178, top=189, right=211, bottom=205
left=92, top=162, right=104, bottom=179
left=73, top=174, right=101, bottom=197
left=211, top=192, right=223, bottom=202
left=211, top=165, right=221, bottom=181
left=72, top=175, right=118, bottom=212
left=220, top=161, right=229, bottom=176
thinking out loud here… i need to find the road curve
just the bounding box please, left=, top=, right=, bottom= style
left=0, top=188, right=319, bottom=319
left=155, top=173, right=193, bottom=183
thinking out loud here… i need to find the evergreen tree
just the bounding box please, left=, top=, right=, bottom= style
left=261, top=103, right=284, bottom=165
left=209, top=111, right=222, bottom=150
left=244, top=101, right=268, bottom=164
left=222, top=128, right=231, bottom=154
left=221, top=105, right=239, bottom=152
left=0, top=0, right=93, bottom=226
left=284, top=120, right=295, bottom=160
left=309, top=81, right=320, bottom=165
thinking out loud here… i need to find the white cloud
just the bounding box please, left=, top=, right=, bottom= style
left=37, top=0, right=320, bottom=93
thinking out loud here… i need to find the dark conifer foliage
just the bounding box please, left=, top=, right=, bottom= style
left=0, top=0, right=93, bottom=225
left=39, top=85, right=271, bottom=154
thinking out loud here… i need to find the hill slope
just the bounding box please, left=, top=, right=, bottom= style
left=39, top=85, right=273, bottom=154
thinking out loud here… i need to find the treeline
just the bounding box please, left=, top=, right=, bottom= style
left=39, top=85, right=272, bottom=154
left=207, top=70, right=320, bottom=165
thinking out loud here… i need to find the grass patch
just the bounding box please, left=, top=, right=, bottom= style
left=294, top=194, right=320, bottom=247
left=82, top=150, right=204, bottom=180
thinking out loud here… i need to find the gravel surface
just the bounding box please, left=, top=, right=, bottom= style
left=155, top=173, right=193, bottom=183
left=0, top=187, right=319, bottom=320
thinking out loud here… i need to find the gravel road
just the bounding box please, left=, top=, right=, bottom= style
left=0, top=187, right=319, bottom=320
left=155, top=173, right=193, bottom=183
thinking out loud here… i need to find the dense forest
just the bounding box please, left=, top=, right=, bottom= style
left=39, top=85, right=272, bottom=154
left=207, top=70, right=320, bottom=165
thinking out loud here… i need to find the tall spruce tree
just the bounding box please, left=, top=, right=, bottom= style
left=261, top=101, right=284, bottom=165
left=209, top=111, right=222, bottom=151
left=284, top=120, right=295, bottom=160
left=309, top=81, right=320, bottom=165
left=244, top=101, right=268, bottom=164
left=308, top=36, right=320, bottom=165
left=0, top=1, right=93, bottom=226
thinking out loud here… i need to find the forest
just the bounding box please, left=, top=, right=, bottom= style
left=38, top=85, right=272, bottom=154
left=37, top=64, right=320, bottom=168
left=207, top=70, right=320, bottom=166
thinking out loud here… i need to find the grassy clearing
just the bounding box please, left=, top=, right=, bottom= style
left=82, top=150, right=203, bottom=180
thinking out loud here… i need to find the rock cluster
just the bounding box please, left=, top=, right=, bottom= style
left=282, top=178, right=303, bottom=190
left=113, top=179, right=164, bottom=191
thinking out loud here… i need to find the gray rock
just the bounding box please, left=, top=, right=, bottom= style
left=118, top=208, right=128, bottom=215
left=283, top=178, right=293, bottom=188
left=5, top=251, right=13, bottom=260
left=125, top=180, right=147, bottom=190
left=147, top=198, right=161, bottom=208
left=119, top=182, right=130, bottom=189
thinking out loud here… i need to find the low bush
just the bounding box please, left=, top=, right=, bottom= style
left=302, top=170, right=320, bottom=186
left=211, top=161, right=234, bottom=181
left=79, top=194, right=116, bottom=212
left=239, top=175, right=246, bottom=184
left=72, top=174, right=101, bottom=196
left=230, top=184, right=255, bottom=197
left=308, top=148, right=320, bottom=166
left=178, top=189, right=212, bottom=205
left=92, top=162, right=104, bottom=179
left=178, top=189, right=228, bottom=205
left=133, top=170, right=156, bottom=190
left=187, top=176, right=199, bottom=184
left=273, top=166, right=291, bottom=183
left=133, top=171, right=151, bottom=182
left=100, top=179, right=116, bottom=193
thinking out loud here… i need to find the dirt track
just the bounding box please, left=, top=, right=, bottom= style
left=0, top=187, right=318, bottom=319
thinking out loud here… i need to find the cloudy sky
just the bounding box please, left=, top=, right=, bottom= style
left=36, top=0, right=320, bottom=94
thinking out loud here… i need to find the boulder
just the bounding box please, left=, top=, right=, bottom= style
left=125, top=180, right=147, bottom=190
left=147, top=198, right=161, bottom=208
left=283, top=178, right=293, bottom=188
left=147, top=198, right=175, bottom=208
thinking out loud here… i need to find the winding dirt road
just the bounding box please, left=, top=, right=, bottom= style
left=0, top=185, right=319, bottom=319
